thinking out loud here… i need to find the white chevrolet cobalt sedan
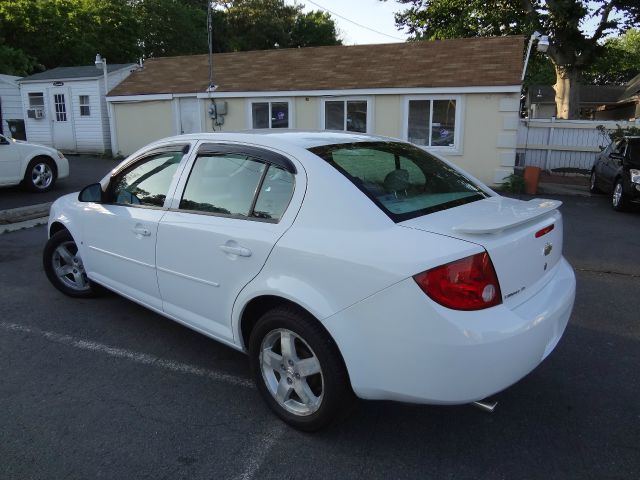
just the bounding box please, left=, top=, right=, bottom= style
left=0, top=134, right=69, bottom=191
left=43, top=132, right=575, bottom=430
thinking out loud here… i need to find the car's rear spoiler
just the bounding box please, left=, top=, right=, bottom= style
left=452, top=198, right=562, bottom=235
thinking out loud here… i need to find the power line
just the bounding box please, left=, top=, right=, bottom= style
left=303, top=0, right=406, bottom=42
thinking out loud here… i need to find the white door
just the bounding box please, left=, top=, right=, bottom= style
left=179, top=97, right=201, bottom=134
left=156, top=146, right=299, bottom=341
left=50, top=88, right=76, bottom=151
left=0, top=135, right=22, bottom=184
left=81, top=146, right=188, bottom=309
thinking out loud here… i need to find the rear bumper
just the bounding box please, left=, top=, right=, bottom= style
left=323, top=257, right=576, bottom=404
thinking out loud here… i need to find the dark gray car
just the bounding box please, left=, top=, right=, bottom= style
left=590, top=136, right=640, bottom=211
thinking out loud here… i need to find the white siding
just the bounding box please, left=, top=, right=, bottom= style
left=18, top=66, right=133, bottom=153
left=20, top=83, right=53, bottom=146
left=69, top=80, right=107, bottom=153
left=0, top=75, right=24, bottom=138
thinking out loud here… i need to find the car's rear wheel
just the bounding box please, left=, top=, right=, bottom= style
left=249, top=305, right=354, bottom=431
left=24, top=157, right=56, bottom=192
left=43, top=230, right=95, bottom=298
left=589, top=170, right=601, bottom=194
left=612, top=178, right=628, bottom=212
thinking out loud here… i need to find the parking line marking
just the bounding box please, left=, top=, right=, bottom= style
left=0, top=321, right=254, bottom=389
left=234, top=424, right=287, bottom=480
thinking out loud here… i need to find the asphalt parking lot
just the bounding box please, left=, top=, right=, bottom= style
left=1, top=193, right=639, bottom=479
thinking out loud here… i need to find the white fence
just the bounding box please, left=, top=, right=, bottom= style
left=517, top=118, right=640, bottom=173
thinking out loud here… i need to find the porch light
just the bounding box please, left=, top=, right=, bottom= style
left=522, top=31, right=550, bottom=81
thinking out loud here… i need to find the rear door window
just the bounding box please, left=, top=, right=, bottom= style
left=180, top=154, right=266, bottom=216
left=178, top=153, right=295, bottom=222
left=309, top=141, right=487, bottom=222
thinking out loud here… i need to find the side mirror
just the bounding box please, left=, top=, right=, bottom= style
left=78, top=183, right=104, bottom=203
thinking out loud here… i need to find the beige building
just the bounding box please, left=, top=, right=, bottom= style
left=107, top=36, right=524, bottom=185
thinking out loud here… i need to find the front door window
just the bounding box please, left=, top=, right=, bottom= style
left=54, top=94, right=67, bottom=122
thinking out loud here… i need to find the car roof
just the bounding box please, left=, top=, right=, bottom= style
left=152, top=130, right=396, bottom=150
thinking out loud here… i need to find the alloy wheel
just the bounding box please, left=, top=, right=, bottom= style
left=260, top=328, right=324, bottom=416
left=52, top=241, right=90, bottom=292
left=613, top=182, right=623, bottom=207
left=31, top=163, right=54, bottom=190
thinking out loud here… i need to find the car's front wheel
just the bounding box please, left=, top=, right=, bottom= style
left=249, top=305, right=355, bottom=431
left=24, top=157, right=56, bottom=192
left=43, top=230, right=95, bottom=298
left=612, top=178, right=628, bottom=212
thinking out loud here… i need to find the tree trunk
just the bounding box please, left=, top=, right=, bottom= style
left=553, top=65, right=580, bottom=119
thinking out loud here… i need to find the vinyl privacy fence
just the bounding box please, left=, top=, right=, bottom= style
left=517, top=118, right=640, bottom=173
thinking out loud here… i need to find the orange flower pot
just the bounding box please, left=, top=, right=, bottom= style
left=524, top=166, right=541, bottom=195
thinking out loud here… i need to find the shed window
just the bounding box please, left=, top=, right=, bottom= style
left=79, top=95, right=90, bottom=116
left=407, top=99, right=457, bottom=148
left=251, top=101, right=289, bottom=129
left=28, top=92, right=44, bottom=108
left=324, top=99, right=368, bottom=133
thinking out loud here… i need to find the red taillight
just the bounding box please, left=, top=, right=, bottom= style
left=535, top=223, right=555, bottom=238
left=413, top=252, right=502, bottom=311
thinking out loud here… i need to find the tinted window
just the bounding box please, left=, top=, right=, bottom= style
left=110, top=151, right=183, bottom=207
left=309, top=141, right=487, bottom=222
left=180, top=154, right=266, bottom=216
left=252, top=166, right=294, bottom=221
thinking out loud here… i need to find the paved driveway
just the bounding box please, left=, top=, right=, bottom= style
left=0, top=155, right=117, bottom=210
left=0, top=195, right=638, bottom=479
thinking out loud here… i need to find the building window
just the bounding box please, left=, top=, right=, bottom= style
left=53, top=94, right=67, bottom=122
left=79, top=95, right=90, bottom=116
left=251, top=101, right=289, bottom=129
left=324, top=99, right=368, bottom=133
left=407, top=98, right=458, bottom=148
left=28, top=92, right=44, bottom=108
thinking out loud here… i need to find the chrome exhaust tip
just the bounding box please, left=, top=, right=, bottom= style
left=472, top=399, right=498, bottom=413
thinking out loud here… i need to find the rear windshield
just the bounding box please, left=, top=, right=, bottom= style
left=309, top=141, right=488, bottom=222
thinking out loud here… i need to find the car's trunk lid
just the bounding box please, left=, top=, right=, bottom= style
left=400, top=196, right=564, bottom=308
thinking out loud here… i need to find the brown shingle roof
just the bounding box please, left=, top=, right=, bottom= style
left=109, top=36, right=525, bottom=96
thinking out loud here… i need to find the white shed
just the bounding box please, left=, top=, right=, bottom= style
left=0, top=74, right=24, bottom=139
left=18, top=64, right=136, bottom=154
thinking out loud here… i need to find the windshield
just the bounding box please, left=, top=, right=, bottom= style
left=309, top=141, right=488, bottom=222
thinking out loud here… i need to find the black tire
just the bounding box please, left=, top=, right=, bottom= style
left=612, top=178, right=628, bottom=212
left=249, top=305, right=355, bottom=431
left=589, top=170, right=601, bottom=194
left=24, top=156, right=57, bottom=192
left=43, top=229, right=96, bottom=298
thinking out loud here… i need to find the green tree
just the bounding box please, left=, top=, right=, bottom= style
left=220, top=0, right=341, bottom=51
left=0, top=0, right=139, bottom=70
left=136, top=0, right=209, bottom=58
left=390, top=0, right=640, bottom=119
left=584, top=28, right=640, bottom=85
left=0, top=0, right=341, bottom=76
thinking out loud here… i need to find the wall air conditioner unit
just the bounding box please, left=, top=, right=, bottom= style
left=27, top=108, right=45, bottom=119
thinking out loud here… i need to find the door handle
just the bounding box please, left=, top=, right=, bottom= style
left=133, top=225, right=151, bottom=237
left=219, top=244, right=252, bottom=257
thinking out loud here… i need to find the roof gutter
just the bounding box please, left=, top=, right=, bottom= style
left=18, top=64, right=137, bottom=84
left=107, top=85, right=522, bottom=102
